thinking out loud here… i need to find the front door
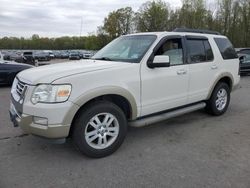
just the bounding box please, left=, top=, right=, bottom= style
left=140, top=36, right=189, bottom=116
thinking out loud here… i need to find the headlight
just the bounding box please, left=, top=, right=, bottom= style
left=11, top=78, right=18, bottom=94
left=31, top=84, right=71, bottom=104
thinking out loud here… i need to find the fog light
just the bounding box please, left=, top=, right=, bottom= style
left=33, top=116, right=48, bottom=126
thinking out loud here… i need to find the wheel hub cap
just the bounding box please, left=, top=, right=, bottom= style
left=84, top=113, right=119, bottom=149
left=215, top=88, right=228, bottom=111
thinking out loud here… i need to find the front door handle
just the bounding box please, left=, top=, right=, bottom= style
left=177, top=69, right=187, bottom=75
left=211, top=65, right=218, bottom=70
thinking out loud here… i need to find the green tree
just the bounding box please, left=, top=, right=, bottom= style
left=136, top=0, right=170, bottom=32
left=103, top=7, right=134, bottom=38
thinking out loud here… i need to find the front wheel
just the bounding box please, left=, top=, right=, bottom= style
left=206, top=82, right=230, bottom=116
left=72, top=101, right=127, bottom=158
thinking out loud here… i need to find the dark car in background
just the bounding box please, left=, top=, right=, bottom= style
left=239, top=54, right=250, bottom=75
left=237, top=48, right=250, bottom=75
left=22, top=51, right=36, bottom=66
left=237, top=48, right=250, bottom=55
left=0, top=60, right=33, bottom=85
left=69, top=52, right=81, bottom=60
left=34, top=52, right=51, bottom=61
left=61, top=51, right=69, bottom=59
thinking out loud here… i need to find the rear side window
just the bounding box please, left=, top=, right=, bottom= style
left=186, top=39, right=214, bottom=63
left=214, top=38, right=238, bottom=59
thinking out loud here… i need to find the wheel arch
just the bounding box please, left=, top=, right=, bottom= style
left=207, top=73, right=233, bottom=100
left=66, top=87, right=137, bottom=137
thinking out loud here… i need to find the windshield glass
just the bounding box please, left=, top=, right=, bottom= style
left=242, top=54, right=250, bottom=64
left=92, top=35, right=157, bottom=63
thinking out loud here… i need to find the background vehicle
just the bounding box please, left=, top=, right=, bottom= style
left=0, top=60, right=33, bottom=85
left=82, top=52, right=93, bottom=59
left=34, top=52, right=51, bottom=61
left=60, top=52, right=69, bottom=59
left=10, top=29, right=240, bottom=158
left=239, top=54, right=250, bottom=75
left=22, top=51, right=36, bottom=66
left=237, top=48, right=250, bottom=75
left=43, top=51, right=55, bottom=59
left=237, top=48, right=250, bottom=55
left=69, top=52, right=81, bottom=60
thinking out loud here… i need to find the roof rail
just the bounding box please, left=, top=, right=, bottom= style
left=173, top=28, right=221, bottom=35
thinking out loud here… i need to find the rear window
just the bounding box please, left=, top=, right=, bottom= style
left=214, top=38, right=238, bottom=60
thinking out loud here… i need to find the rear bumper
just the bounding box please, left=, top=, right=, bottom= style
left=231, top=75, right=241, bottom=92
left=232, top=82, right=240, bottom=91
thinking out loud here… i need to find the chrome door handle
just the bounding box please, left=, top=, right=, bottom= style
left=177, top=69, right=187, bottom=75
left=211, top=65, right=218, bottom=70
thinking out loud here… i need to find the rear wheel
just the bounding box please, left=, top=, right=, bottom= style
left=72, top=101, right=127, bottom=158
left=206, top=82, right=230, bottom=116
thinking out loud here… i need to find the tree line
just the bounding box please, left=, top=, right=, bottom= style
left=1, top=0, right=249, bottom=50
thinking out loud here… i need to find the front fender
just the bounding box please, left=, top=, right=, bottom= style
left=71, top=86, right=138, bottom=120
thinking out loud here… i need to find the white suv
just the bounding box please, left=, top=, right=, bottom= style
left=9, top=29, right=240, bottom=158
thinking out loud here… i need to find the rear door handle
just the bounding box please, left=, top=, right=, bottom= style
left=177, top=69, right=187, bottom=75
left=211, top=65, right=218, bottom=70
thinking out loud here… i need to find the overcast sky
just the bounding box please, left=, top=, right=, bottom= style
left=0, top=0, right=184, bottom=38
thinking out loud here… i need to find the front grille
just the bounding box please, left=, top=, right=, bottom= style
left=16, top=79, right=27, bottom=96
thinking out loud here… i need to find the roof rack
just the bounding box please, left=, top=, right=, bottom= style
left=173, top=28, right=221, bottom=35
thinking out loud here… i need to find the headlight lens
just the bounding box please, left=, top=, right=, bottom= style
left=31, top=84, right=71, bottom=104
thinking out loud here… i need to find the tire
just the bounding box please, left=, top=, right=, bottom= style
left=206, top=82, right=230, bottom=116
left=72, top=101, right=127, bottom=158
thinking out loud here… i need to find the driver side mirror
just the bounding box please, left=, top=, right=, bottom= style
left=148, top=55, right=170, bottom=68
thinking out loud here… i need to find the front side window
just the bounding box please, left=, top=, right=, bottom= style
left=155, top=38, right=184, bottom=65
left=214, top=38, right=238, bottom=60
left=92, top=35, right=157, bottom=63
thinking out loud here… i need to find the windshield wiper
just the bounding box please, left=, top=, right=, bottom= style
left=92, top=57, right=113, bottom=61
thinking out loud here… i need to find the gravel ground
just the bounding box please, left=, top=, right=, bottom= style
left=0, top=76, right=250, bottom=188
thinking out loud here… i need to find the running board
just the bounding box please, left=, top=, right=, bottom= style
left=129, top=102, right=206, bottom=128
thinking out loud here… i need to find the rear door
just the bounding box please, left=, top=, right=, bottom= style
left=185, top=36, right=219, bottom=103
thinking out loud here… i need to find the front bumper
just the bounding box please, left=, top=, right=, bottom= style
left=10, top=97, right=79, bottom=139
left=9, top=108, right=71, bottom=138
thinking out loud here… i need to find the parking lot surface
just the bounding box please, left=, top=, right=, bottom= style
left=0, top=77, right=250, bottom=188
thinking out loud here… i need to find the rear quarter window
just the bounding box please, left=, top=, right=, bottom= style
left=214, top=38, right=238, bottom=60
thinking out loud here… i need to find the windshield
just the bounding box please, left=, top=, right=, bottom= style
left=92, top=35, right=157, bottom=63
left=242, top=54, right=250, bottom=64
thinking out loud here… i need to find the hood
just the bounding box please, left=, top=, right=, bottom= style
left=17, top=59, right=132, bottom=84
